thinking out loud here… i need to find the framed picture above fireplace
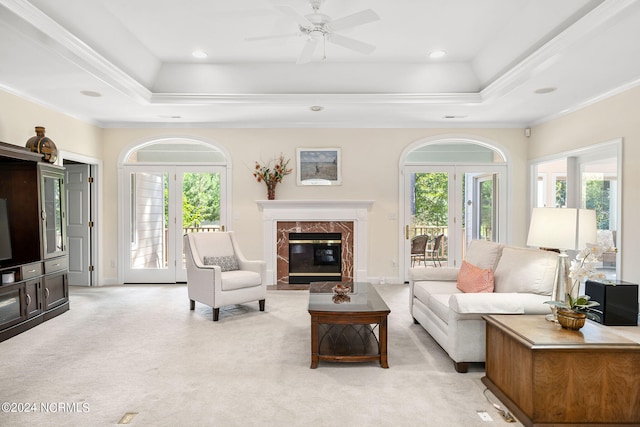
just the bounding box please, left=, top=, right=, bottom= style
left=296, top=148, right=341, bottom=186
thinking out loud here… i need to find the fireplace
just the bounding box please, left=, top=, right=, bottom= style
left=288, top=232, right=342, bottom=284
left=256, top=200, right=374, bottom=287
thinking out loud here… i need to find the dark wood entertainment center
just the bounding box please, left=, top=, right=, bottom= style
left=0, top=141, right=69, bottom=342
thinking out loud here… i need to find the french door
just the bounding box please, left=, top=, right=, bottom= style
left=402, top=164, right=506, bottom=280
left=122, top=165, right=225, bottom=283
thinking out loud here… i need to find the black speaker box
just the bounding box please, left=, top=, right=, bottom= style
left=585, top=280, right=638, bottom=326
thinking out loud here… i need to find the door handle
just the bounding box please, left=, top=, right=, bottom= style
left=405, top=225, right=409, bottom=240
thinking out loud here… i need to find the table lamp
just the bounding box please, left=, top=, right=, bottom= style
left=527, top=208, right=597, bottom=320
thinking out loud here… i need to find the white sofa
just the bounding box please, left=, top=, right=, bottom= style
left=409, top=240, right=559, bottom=372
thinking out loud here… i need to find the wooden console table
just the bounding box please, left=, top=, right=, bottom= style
left=482, top=315, right=640, bottom=426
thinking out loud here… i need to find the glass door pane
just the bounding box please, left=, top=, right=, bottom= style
left=580, top=157, right=617, bottom=277
left=460, top=167, right=505, bottom=254
left=411, top=172, right=449, bottom=266
left=176, top=169, right=223, bottom=282
left=42, top=173, right=66, bottom=257
left=130, top=171, right=169, bottom=270
left=472, top=174, right=497, bottom=242
left=123, top=169, right=175, bottom=283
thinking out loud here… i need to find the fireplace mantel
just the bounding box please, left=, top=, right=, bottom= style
left=257, top=200, right=374, bottom=285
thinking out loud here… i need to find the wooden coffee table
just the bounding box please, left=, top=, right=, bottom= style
left=482, top=315, right=640, bottom=426
left=308, top=282, right=390, bottom=368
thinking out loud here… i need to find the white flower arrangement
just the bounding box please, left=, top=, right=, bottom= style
left=568, top=243, right=613, bottom=285
left=546, top=242, right=617, bottom=320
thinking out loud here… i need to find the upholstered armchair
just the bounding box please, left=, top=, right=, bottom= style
left=184, top=231, right=266, bottom=321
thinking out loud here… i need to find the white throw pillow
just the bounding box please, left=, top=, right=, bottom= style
left=493, top=247, right=557, bottom=295
left=464, top=240, right=503, bottom=271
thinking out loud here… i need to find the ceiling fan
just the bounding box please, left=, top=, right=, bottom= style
left=246, top=0, right=380, bottom=64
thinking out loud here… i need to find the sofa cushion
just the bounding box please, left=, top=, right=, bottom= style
left=493, top=247, right=557, bottom=295
left=203, top=255, right=239, bottom=272
left=410, top=267, right=459, bottom=282
left=457, top=261, right=494, bottom=293
left=427, top=294, right=452, bottom=324
left=412, top=281, right=459, bottom=305
left=465, top=240, right=503, bottom=271
left=449, top=293, right=525, bottom=314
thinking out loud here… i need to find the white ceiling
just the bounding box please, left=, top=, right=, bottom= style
left=1, top=0, right=640, bottom=128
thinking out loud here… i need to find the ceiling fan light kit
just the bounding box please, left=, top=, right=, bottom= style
left=248, top=0, right=380, bottom=64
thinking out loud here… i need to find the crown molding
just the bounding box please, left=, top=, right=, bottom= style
left=1, top=0, right=151, bottom=103
left=482, top=0, right=637, bottom=103
left=150, top=92, right=482, bottom=105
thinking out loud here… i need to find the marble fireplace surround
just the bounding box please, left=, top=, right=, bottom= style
left=256, top=200, right=374, bottom=286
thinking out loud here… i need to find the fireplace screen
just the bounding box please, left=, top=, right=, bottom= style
left=289, top=232, right=342, bottom=284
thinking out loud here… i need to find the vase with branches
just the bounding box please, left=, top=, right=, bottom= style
left=253, top=154, right=292, bottom=200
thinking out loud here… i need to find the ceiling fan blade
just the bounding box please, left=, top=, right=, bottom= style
left=276, top=5, right=312, bottom=29
left=245, top=32, right=300, bottom=42
left=297, top=38, right=319, bottom=64
left=326, top=33, right=375, bottom=55
left=327, top=9, right=380, bottom=32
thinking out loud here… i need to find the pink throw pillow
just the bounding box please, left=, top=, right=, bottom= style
left=457, top=260, right=494, bottom=293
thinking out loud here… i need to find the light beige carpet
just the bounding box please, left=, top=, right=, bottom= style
left=0, top=283, right=521, bottom=427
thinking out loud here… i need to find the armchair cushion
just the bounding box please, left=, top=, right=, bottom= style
left=203, top=255, right=239, bottom=272
left=221, top=270, right=262, bottom=291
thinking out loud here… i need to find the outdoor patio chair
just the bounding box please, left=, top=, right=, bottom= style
left=411, top=235, right=429, bottom=267
left=426, top=234, right=445, bottom=267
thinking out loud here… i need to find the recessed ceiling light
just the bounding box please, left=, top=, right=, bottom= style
left=428, top=50, right=446, bottom=59
left=80, top=90, right=102, bottom=97
left=310, top=105, right=324, bottom=112
left=192, top=50, right=207, bottom=59
left=534, top=87, right=557, bottom=94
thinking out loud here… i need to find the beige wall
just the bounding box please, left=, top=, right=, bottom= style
left=530, top=85, right=640, bottom=283
left=0, top=90, right=102, bottom=159
left=0, top=87, right=546, bottom=285
left=3, top=83, right=637, bottom=285
left=102, top=128, right=528, bottom=284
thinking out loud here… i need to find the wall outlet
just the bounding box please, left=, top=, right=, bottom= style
left=379, top=278, right=385, bottom=285
left=110, top=259, right=116, bottom=268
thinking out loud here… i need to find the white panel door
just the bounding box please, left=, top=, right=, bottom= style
left=66, top=164, right=92, bottom=286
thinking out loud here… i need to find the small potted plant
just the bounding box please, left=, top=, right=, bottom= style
left=544, top=243, right=614, bottom=330
left=545, top=294, right=601, bottom=330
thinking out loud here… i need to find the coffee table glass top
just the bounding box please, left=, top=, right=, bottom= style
left=308, top=282, right=390, bottom=313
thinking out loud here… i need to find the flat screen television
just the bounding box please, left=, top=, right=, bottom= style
left=0, top=198, right=12, bottom=262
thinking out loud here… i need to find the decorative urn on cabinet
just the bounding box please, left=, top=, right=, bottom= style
left=26, top=126, right=58, bottom=163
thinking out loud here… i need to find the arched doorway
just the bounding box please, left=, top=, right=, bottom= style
left=118, top=137, right=231, bottom=283
left=399, top=136, right=509, bottom=281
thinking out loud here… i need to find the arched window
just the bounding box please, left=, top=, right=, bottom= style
left=118, top=137, right=231, bottom=283
left=399, top=136, right=509, bottom=281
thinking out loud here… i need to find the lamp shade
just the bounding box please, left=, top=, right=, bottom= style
left=527, top=208, right=597, bottom=251
left=577, top=209, right=597, bottom=250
